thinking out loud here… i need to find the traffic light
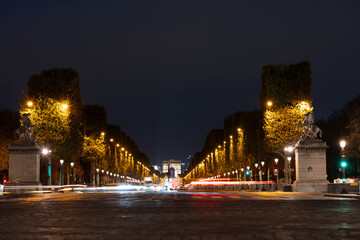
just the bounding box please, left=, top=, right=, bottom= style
left=341, top=161, right=347, bottom=168
left=246, top=171, right=250, bottom=176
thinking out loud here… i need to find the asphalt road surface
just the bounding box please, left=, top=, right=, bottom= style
left=1, top=191, right=360, bottom=240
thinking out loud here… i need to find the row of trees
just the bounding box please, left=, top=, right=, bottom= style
left=185, top=60, right=360, bottom=184
left=184, top=61, right=316, bottom=183
left=318, top=94, right=360, bottom=181
left=0, top=68, right=155, bottom=185
left=184, top=111, right=265, bottom=182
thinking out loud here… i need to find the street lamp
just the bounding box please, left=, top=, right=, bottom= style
left=96, top=168, right=99, bottom=186
left=284, top=146, right=294, bottom=184
left=70, top=162, right=74, bottom=184
left=255, top=163, right=259, bottom=181
left=42, top=148, right=51, bottom=185
left=274, top=158, right=279, bottom=190
left=260, top=161, right=266, bottom=191
left=101, top=169, right=104, bottom=185
left=340, top=140, right=348, bottom=194
left=246, top=166, right=250, bottom=181
left=241, top=168, right=244, bottom=181
left=287, top=156, right=292, bottom=184
left=60, top=159, right=64, bottom=185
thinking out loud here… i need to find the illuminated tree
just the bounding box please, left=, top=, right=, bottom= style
left=20, top=97, right=71, bottom=156
left=261, top=61, right=313, bottom=153
left=263, top=102, right=313, bottom=152
left=26, top=68, right=83, bottom=159
left=82, top=134, right=107, bottom=175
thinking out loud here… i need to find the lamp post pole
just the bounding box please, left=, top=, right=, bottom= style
left=260, top=161, right=265, bottom=182
left=101, top=169, right=104, bottom=186
left=284, top=146, right=294, bottom=185
left=42, top=148, right=51, bottom=185
left=70, top=162, right=74, bottom=184
left=255, top=163, right=259, bottom=181
left=340, top=140, right=348, bottom=194
left=274, top=158, right=279, bottom=190
left=60, top=159, right=64, bottom=185
left=260, top=161, right=266, bottom=191
left=287, top=156, right=292, bottom=184
left=246, top=166, right=250, bottom=181
left=96, top=168, right=99, bottom=187
left=241, top=168, right=244, bottom=181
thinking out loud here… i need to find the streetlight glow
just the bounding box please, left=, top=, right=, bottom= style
left=42, top=148, right=49, bottom=155
left=70, top=162, right=74, bottom=167
left=267, top=101, right=273, bottom=107
left=274, top=158, right=279, bottom=164
left=60, top=159, right=64, bottom=165
left=62, top=103, right=68, bottom=110
left=340, top=140, right=346, bottom=149
left=27, top=101, right=33, bottom=107
left=285, top=146, right=293, bottom=152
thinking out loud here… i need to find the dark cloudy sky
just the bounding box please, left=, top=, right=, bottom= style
left=1, top=1, right=359, bottom=166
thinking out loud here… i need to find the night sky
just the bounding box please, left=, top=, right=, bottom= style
left=1, top=1, right=360, bottom=166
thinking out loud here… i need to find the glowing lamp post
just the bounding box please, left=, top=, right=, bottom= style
left=42, top=148, right=51, bottom=185
left=285, top=146, right=293, bottom=184
left=241, top=168, right=244, bottom=181
left=260, top=161, right=266, bottom=191
left=60, top=159, right=64, bottom=185
left=70, top=162, right=74, bottom=184
left=260, top=161, right=265, bottom=181
left=254, top=163, right=259, bottom=181
left=274, top=158, right=279, bottom=190
left=96, top=168, right=99, bottom=187
left=340, top=140, right=348, bottom=194
left=101, top=169, right=104, bottom=185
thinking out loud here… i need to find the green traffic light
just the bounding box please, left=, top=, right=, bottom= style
left=246, top=171, right=250, bottom=175
left=341, top=162, right=347, bottom=168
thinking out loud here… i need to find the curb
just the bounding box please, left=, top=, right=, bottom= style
left=324, top=193, right=360, bottom=199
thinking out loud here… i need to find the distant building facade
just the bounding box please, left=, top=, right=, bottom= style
left=162, top=159, right=182, bottom=177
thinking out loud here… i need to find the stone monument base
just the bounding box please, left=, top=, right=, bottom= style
left=8, top=140, right=41, bottom=186
left=294, top=180, right=328, bottom=193
left=294, top=138, right=328, bottom=193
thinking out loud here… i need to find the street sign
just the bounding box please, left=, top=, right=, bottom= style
left=273, top=169, right=278, bottom=175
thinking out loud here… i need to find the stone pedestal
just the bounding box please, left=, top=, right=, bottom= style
left=8, top=140, right=41, bottom=185
left=294, top=138, right=328, bottom=193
